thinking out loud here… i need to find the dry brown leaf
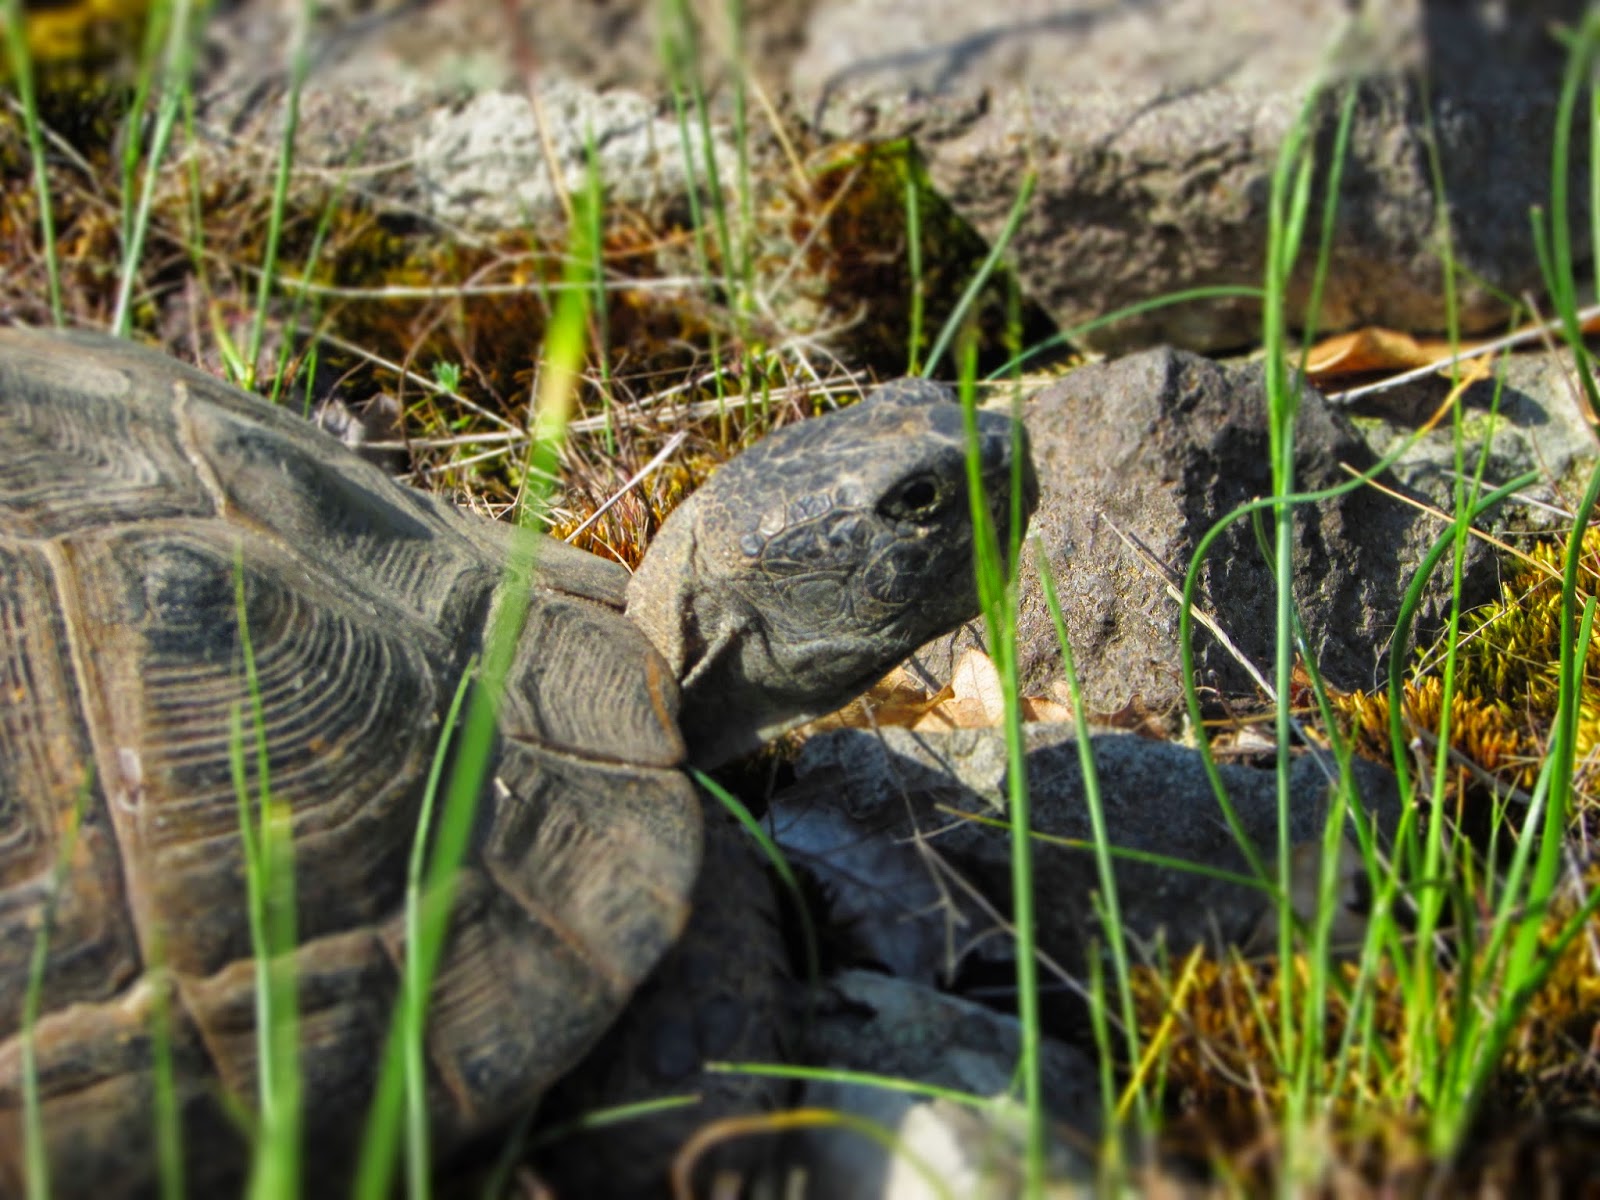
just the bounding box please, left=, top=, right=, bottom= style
left=911, top=699, right=991, bottom=731
left=801, top=665, right=950, bottom=735
left=951, top=648, right=1007, bottom=722
left=805, top=650, right=1080, bottom=737
left=1022, top=695, right=1074, bottom=723
left=908, top=650, right=999, bottom=731
left=1304, top=326, right=1498, bottom=387
left=1305, top=327, right=1442, bottom=376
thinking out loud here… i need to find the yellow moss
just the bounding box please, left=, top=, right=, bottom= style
left=1454, top=527, right=1600, bottom=785
left=1497, top=860, right=1600, bottom=1096
left=1342, top=677, right=1536, bottom=787
left=1336, top=526, right=1600, bottom=809
left=12, top=0, right=147, bottom=65
left=1129, top=950, right=1433, bottom=1175
left=1133, top=870, right=1600, bottom=1178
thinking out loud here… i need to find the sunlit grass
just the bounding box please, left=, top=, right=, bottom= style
left=351, top=155, right=600, bottom=1200
left=110, top=0, right=199, bottom=337
left=229, top=552, right=302, bottom=1200
left=398, top=667, right=475, bottom=1196
left=240, top=0, right=311, bottom=387
left=1035, top=554, right=1148, bottom=1180
left=0, top=0, right=63, bottom=322
left=950, top=337, right=1041, bottom=1187
left=18, top=775, right=91, bottom=1200
left=1139, top=15, right=1600, bottom=1191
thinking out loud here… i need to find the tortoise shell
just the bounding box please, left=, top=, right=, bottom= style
left=0, top=328, right=699, bottom=1193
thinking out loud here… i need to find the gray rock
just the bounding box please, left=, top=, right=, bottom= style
left=792, top=0, right=1588, bottom=352
left=778, top=969, right=1098, bottom=1199
left=1334, top=346, right=1600, bottom=510
left=926, top=348, right=1499, bottom=715
left=774, top=724, right=1399, bottom=987
left=771, top=785, right=958, bottom=985
left=196, top=3, right=740, bottom=232
left=412, top=78, right=732, bottom=232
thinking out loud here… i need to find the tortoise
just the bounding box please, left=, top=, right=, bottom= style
left=0, top=326, right=1036, bottom=1195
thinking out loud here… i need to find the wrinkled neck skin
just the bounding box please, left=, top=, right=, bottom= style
left=626, top=513, right=814, bottom=769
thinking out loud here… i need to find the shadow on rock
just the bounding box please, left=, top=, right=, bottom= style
left=773, top=724, right=1402, bottom=1011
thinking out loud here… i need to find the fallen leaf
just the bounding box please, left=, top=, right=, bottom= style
left=950, top=648, right=1007, bottom=723
left=1305, top=326, right=1493, bottom=387
left=1305, top=327, right=1440, bottom=376
left=804, top=650, right=1083, bottom=737
left=1021, top=695, right=1075, bottom=723
left=801, top=665, right=951, bottom=735
left=911, top=698, right=992, bottom=731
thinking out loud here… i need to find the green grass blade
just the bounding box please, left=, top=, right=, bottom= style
left=953, top=809, right=1272, bottom=892
left=693, top=770, right=821, bottom=992
left=1292, top=86, right=1357, bottom=358
left=0, top=0, right=63, bottom=323
left=708, top=1063, right=990, bottom=1110
left=923, top=172, right=1035, bottom=378
left=1458, top=459, right=1600, bottom=1117
left=954, top=340, right=1041, bottom=1190
left=230, top=551, right=301, bottom=1200
left=904, top=151, right=926, bottom=374
left=244, top=0, right=312, bottom=387
left=351, top=152, right=597, bottom=1200
left=111, top=0, right=201, bottom=336
left=1543, top=7, right=1600, bottom=417
left=1034, top=552, right=1145, bottom=1141
left=659, top=0, right=735, bottom=410
left=580, top=130, right=615, bottom=453
left=1259, top=74, right=1325, bottom=1111
left=399, top=665, right=476, bottom=1199
left=989, top=284, right=1265, bottom=379
left=19, top=770, right=93, bottom=1200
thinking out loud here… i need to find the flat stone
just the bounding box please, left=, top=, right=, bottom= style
left=778, top=969, right=1098, bottom=1199
left=1332, top=345, right=1600, bottom=510
left=791, top=0, right=1588, bottom=352
left=775, top=724, right=1400, bottom=991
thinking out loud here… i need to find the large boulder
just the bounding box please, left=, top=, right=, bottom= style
left=792, top=0, right=1588, bottom=352
left=924, top=349, right=1499, bottom=714
left=774, top=724, right=1399, bottom=992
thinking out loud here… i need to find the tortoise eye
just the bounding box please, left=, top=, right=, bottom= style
left=881, top=475, right=942, bottom=522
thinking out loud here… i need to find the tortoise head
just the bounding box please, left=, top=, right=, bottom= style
left=626, top=379, right=1038, bottom=768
